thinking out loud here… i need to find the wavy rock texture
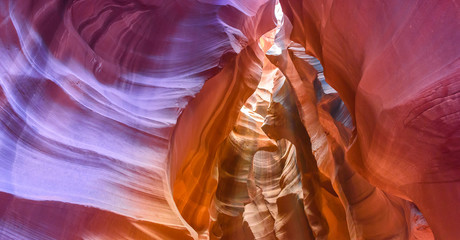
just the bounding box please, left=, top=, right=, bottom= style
left=0, top=0, right=458, bottom=239
left=0, top=0, right=275, bottom=239
left=278, top=0, right=459, bottom=239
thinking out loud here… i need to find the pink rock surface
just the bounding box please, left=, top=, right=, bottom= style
left=0, top=0, right=275, bottom=238
left=280, top=0, right=459, bottom=239
left=0, top=0, right=457, bottom=239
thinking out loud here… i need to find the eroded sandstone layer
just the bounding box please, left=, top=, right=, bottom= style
left=0, top=0, right=458, bottom=239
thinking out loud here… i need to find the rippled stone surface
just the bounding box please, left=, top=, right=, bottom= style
left=279, top=0, right=459, bottom=239
left=0, top=0, right=275, bottom=238
left=0, top=0, right=458, bottom=239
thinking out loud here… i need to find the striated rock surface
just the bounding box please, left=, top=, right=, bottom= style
left=0, top=0, right=275, bottom=238
left=279, top=0, right=459, bottom=239
left=0, top=0, right=457, bottom=239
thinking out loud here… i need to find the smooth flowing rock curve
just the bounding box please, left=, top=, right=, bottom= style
left=279, top=0, right=459, bottom=239
left=0, top=0, right=458, bottom=239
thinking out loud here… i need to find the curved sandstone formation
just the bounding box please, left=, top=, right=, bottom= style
left=279, top=0, right=459, bottom=239
left=0, top=0, right=457, bottom=239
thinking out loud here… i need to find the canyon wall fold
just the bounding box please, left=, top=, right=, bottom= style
left=279, top=0, right=459, bottom=239
left=0, top=0, right=458, bottom=239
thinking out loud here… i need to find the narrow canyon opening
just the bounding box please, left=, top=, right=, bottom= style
left=170, top=4, right=435, bottom=239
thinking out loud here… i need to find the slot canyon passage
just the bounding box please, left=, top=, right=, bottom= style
left=0, top=0, right=459, bottom=239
